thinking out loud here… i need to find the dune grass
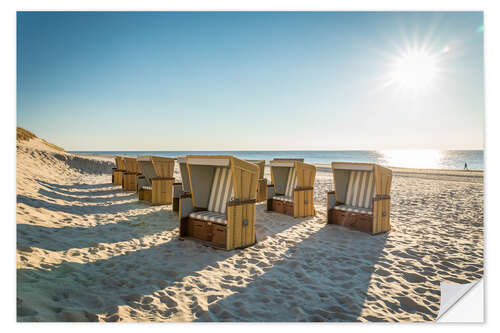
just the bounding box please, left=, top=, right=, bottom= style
left=17, top=127, right=65, bottom=152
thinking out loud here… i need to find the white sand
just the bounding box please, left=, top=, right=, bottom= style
left=16, top=139, right=483, bottom=322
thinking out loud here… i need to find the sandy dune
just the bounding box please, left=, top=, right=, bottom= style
left=16, top=139, right=483, bottom=322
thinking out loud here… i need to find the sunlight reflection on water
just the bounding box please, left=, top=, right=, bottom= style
left=379, top=149, right=443, bottom=169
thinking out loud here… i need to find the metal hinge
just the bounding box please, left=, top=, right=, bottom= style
left=242, top=219, right=248, bottom=226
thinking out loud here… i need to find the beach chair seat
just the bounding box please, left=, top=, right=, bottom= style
left=267, top=159, right=316, bottom=217
left=273, top=195, right=293, bottom=202
left=327, top=162, right=392, bottom=234
left=188, top=211, right=227, bottom=225
left=333, top=204, right=372, bottom=215
left=179, top=156, right=259, bottom=250
left=136, top=156, right=175, bottom=205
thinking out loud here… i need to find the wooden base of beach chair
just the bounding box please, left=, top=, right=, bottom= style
left=267, top=189, right=315, bottom=218
left=293, top=188, right=315, bottom=217
left=138, top=179, right=174, bottom=205
left=256, top=179, right=268, bottom=203
left=328, top=209, right=373, bottom=233
left=179, top=217, right=227, bottom=249
left=327, top=206, right=390, bottom=235
left=112, top=169, right=124, bottom=186
left=138, top=188, right=152, bottom=202
left=179, top=217, right=257, bottom=251
left=270, top=198, right=295, bottom=216
left=122, top=172, right=139, bottom=191
left=179, top=200, right=256, bottom=251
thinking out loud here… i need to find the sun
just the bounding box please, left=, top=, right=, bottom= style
left=387, top=48, right=439, bottom=94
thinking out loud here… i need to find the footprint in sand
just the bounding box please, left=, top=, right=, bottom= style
left=374, top=268, right=391, bottom=277
left=397, top=296, right=430, bottom=314
left=402, top=272, right=426, bottom=283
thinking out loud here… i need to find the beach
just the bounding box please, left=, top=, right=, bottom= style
left=16, top=137, right=484, bottom=322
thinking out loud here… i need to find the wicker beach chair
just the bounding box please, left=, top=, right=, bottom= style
left=267, top=158, right=316, bottom=217
left=179, top=156, right=259, bottom=250
left=122, top=157, right=142, bottom=191
left=327, top=162, right=392, bottom=234
left=246, top=160, right=267, bottom=203
left=136, top=156, right=175, bottom=205
left=112, top=156, right=127, bottom=186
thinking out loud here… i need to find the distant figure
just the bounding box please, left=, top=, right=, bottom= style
left=464, top=162, right=469, bottom=171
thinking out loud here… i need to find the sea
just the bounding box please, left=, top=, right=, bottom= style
left=70, top=150, right=484, bottom=171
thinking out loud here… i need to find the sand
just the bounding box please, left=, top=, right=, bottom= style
left=16, top=139, right=484, bottom=322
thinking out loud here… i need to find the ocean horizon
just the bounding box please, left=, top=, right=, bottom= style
left=71, top=149, right=484, bottom=171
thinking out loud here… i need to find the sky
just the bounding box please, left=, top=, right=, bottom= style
left=17, top=11, right=484, bottom=151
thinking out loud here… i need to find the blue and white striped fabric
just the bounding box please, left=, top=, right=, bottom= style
left=189, top=211, right=227, bottom=225
left=284, top=168, right=297, bottom=197
left=334, top=204, right=372, bottom=215
left=345, top=171, right=375, bottom=209
left=207, top=167, right=233, bottom=214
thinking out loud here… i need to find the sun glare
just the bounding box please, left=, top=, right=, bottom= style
left=380, top=149, right=442, bottom=169
left=387, top=48, right=439, bottom=94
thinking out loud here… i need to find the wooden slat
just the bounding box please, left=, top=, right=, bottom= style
left=299, top=190, right=304, bottom=217
left=124, top=157, right=140, bottom=173
left=234, top=167, right=242, bottom=199
left=386, top=200, right=391, bottom=231
left=242, top=170, right=250, bottom=199
left=306, top=190, right=314, bottom=216
left=232, top=157, right=259, bottom=174
left=226, top=206, right=234, bottom=250
left=256, top=179, right=267, bottom=202
left=249, top=171, right=257, bottom=200
left=233, top=205, right=242, bottom=248
left=151, top=156, right=175, bottom=178
left=250, top=203, right=255, bottom=244
left=151, top=179, right=173, bottom=205
left=247, top=203, right=253, bottom=246
left=241, top=204, right=248, bottom=246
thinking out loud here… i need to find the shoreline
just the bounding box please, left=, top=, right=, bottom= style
left=72, top=152, right=484, bottom=176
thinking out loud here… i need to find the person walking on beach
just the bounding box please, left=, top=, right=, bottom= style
left=464, top=162, right=469, bottom=171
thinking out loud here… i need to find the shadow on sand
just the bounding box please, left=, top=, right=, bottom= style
left=37, top=180, right=112, bottom=190
left=17, top=209, right=178, bottom=252
left=16, top=194, right=144, bottom=216
left=38, top=188, right=136, bottom=204
left=37, top=180, right=125, bottom=196
left=195, top=224, right=388, bottom=322
left=17, top=236, right=236, bottom=321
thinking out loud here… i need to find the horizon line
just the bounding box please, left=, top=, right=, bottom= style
left=69, top=148, right=485, bottom=152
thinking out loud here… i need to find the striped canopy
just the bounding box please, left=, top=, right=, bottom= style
left=345, top=170, right=375, bottom=209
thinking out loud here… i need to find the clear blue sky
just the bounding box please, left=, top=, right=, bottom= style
left=17, top=12, right=484, bottom=150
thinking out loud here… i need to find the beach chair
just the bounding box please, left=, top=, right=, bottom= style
left=246, top=160, right=267, bottom=203
left=122, top=157, right=142, bottom=192
left=172, top=156, right=191, bottom=212
left=327, top=162, right=392, bottom=234
left=179, top=155, right=259, bottom=250
left=111, top=156, right=127, bottom=186
left=112, top=156, right=127, bottom=186
left=136, top=156, right=175, bottom=205
left=267, top=158, right=316, bottom=217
